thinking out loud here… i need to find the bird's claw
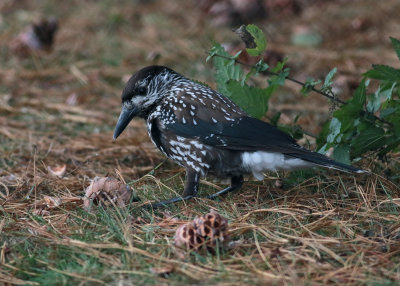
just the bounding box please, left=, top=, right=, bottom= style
left=150, top=195, right=196, bottom=209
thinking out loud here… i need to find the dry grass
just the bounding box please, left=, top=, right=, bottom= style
left=1, top=1, right=400, bottom=285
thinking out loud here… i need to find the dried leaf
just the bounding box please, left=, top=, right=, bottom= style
left=47, top=164, right=66, bottom=178
left=43, top=195, right=62, bottom=208
left=83, top=177, right=139, bottom=212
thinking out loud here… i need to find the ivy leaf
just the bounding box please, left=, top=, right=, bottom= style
left=245, top=24, right=267, bottom=56
left=225, top=80, right=270, bottom=118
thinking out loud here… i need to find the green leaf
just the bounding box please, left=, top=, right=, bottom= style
left=333, top=80, right=366, bottom=133
left=255, top=60, right=269, bottom=73
left=333, top=145, right=351, bottom=165
left=225, top=80, right=270, bottom=118
left=327, top=117, right=341, bottom=143
left=351, top=80, right=367, bottom=108
left=367, top=82, right=396, bottom=113
left=364, top=64, right=400, bottom=82
left=367, top=90, right=381, bottom=114
left=232, top=50, right=243, bottom=60
left=380, top=107, right=396, bottom=118
left=207, top=43, right=221, bottom=62
left=301, top=77, right=321, bottom=96
left=378, top=135, right=400, bottom=155
left=390, top=37, right=400, bottom=61
left=351, top=126, right=386, bottom=156
left=316, top=121, right=330, bottom=150
left=323, top=68, right=337, bottom=88
left=210, top=43, right=244, bottom=96
left=380, top=101, right=400, bottom=136
left=272, top=58, right=288, bottom=73
left=245, top=24, right=267, bottom=56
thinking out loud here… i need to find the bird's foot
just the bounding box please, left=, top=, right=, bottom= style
left=150, top=195, right=196, bottom=209
left=207, top=186, right=237, bottom=200
left=145, top=175, right=243, bottom=208
left=208, top=175, right=244, bottom=200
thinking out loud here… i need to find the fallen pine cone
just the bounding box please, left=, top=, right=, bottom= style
left=83, top=177, right=139, bottom=212
left=174, top=209, right=229, bottom=254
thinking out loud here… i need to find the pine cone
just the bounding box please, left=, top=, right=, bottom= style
left=174, top=210, right=229, bottom=253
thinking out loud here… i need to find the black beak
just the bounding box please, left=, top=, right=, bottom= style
left=113, top=105, right=138, bottom=140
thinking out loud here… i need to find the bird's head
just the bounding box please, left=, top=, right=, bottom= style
left=113, top=65, right=178, bottom=140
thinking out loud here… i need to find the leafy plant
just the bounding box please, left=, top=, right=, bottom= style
left=207, top=44, right=289, bottom=120
left=207, top=25, right=400, bottom=166
left=319, top=38, right=400, bottom=163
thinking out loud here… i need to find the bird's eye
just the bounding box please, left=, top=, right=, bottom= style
left=137, top=87, right=147, bottom=95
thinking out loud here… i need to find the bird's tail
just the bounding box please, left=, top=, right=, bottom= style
left=289, top=148, right=367, bottom=174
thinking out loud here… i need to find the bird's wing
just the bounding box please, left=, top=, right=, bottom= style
left=163, top=85, right=311, bottom=153
left=165, top=116, right=363, bottom=173
left=165, top=115, right=298, bottom=152
left=162, top=84, right=363, bottom=172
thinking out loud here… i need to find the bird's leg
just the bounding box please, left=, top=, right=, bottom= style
left=151, top=170, right=199, bottom=208
left=208, top=175, right=244, bottom=200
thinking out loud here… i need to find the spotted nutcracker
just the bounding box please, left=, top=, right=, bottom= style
left=113, top=66, right=365, bottom=207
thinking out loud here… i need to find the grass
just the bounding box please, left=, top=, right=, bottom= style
left=1, top=0, right=400, bottom=285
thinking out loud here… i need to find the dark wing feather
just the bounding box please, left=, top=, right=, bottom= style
left=165, top=116, right=363, bottom=172
left=166, top=116, right=297, bottom=151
